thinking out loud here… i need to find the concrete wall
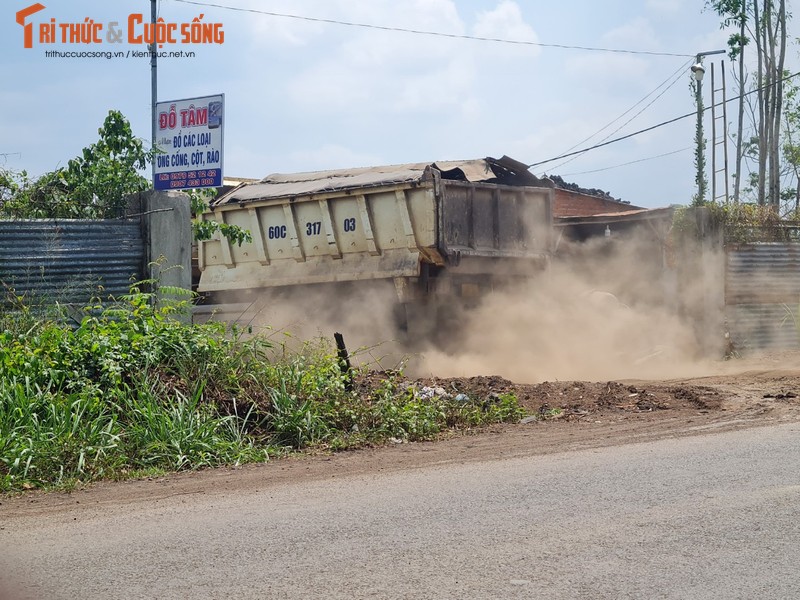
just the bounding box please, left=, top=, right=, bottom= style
left=674, top=208, right=726, bottom=356
left=140, top=190, right=192, bottom=297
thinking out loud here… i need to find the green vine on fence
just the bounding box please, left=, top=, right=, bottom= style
left=673, top=203, right=795, bottom=244
left=188, top=187, right=252, bottom=247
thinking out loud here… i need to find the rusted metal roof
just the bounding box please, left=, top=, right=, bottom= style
left=212, top=155, right=550, bottom=207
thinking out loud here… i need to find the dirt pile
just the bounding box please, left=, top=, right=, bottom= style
left=355, top=372, right=726, bottom=420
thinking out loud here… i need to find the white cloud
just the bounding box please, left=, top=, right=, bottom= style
left=241, top=0, right=465, bottom=49
left=286, top=144, right=384, bottom=171
left=284, top=3, right=470, bottom=114
left=602, top=17, right=662, bottom=52
left=646, top=0, right=685, bottom=13
left=283, top=0, right=542, bottom=120
left=473, top=0, right=540, bottom=57
left=225, top=143, right=387, bottom=179
left=236, top=0, right=328, bottom=47
left=564, top=53, right=650, bottom=89
left=285, top=53, right=477, bottom=116
left=505, top=116, right=625, bottom=177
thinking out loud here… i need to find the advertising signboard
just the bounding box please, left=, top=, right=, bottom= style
left=154, top=94, right=224, bottom=190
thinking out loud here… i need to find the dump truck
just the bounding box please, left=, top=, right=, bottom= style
left=195, top=155, right=554, bottom=341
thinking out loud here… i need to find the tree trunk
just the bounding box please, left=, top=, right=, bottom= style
left=734, top=15, right=746, bottom=203
left=772, top=0, right=787, bottom=209
left=754, top=0, right=767, bottom=205
left=765, top=0, right=776, bottom=207
left=795, top=172, right=800, bottom=214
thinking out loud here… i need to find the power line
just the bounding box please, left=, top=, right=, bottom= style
left=527, top=70, right=800, bottom=169
left=545, top=59, right=692, bottom=173
left=528, top=112, right=697, bottom=168
left=595, top=67, right=688, bottom=143
left=171, top=0, right=696, bottom=57
left=558, top=147, right=691, bottom=177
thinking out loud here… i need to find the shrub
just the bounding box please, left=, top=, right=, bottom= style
left=0, top=284, right=527, bottom=492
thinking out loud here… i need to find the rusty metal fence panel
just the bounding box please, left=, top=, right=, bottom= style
left=726, top=243, right=800, bottom=350
left=0, top=219, right=144, bottom=305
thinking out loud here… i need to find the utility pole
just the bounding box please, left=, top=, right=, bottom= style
left=691, top=49, right=725, bottom=205
left=710, top=61, right=731, bottom=204
left=150, top=0, right=157, bottom=186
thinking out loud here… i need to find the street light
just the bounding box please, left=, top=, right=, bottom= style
left=691, top=50, right=725, bottom=205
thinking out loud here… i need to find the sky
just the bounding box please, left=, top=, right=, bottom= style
left=0, top=0, right=768, bottom=208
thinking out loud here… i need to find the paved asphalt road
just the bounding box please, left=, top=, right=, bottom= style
left=2, top=423, right=800, bottom=599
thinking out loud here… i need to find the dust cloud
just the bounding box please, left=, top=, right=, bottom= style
left=415, top=231, right=718, bottom=382
left=202, top=229, right=728, bottom=383
left=203, top=280, right=409, bottom=368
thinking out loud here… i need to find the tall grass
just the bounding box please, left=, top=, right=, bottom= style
left=0, top=379, right=121, bottom=488
left=122, top=378, right=266, bottom=470
left=0, top=284, right=526, bottom=492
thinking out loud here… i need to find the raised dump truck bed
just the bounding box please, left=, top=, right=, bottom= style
left=196, top=156, right=553, bottom=337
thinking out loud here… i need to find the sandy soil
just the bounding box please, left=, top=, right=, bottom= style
left=3, top=355, right=800, bottom=517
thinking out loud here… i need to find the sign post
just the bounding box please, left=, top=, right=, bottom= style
left=154, top=94, right=224, bottom=191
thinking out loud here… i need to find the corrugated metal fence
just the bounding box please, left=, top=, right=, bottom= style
left=0, top=219, right=144, bottom=305
left=726, top=243, right=800, bottom=350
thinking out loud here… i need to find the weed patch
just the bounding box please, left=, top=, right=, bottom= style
left=0, top=286, right=526, bottom=493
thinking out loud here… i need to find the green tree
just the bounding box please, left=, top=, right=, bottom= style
left=0, top=110, right=251, bottom=245
left=188, top=187, right=252, bottom=246
left=707, top=0, right=749, bottom=203
left=778, top=77, right=800, bottom=214
left=0, top=110, right=150, bottom=219
left=0, top=168, right=71, bottom=217
left=63, top=109, right=150, bottom=217
left=707, top=0, right=788, bottom=207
